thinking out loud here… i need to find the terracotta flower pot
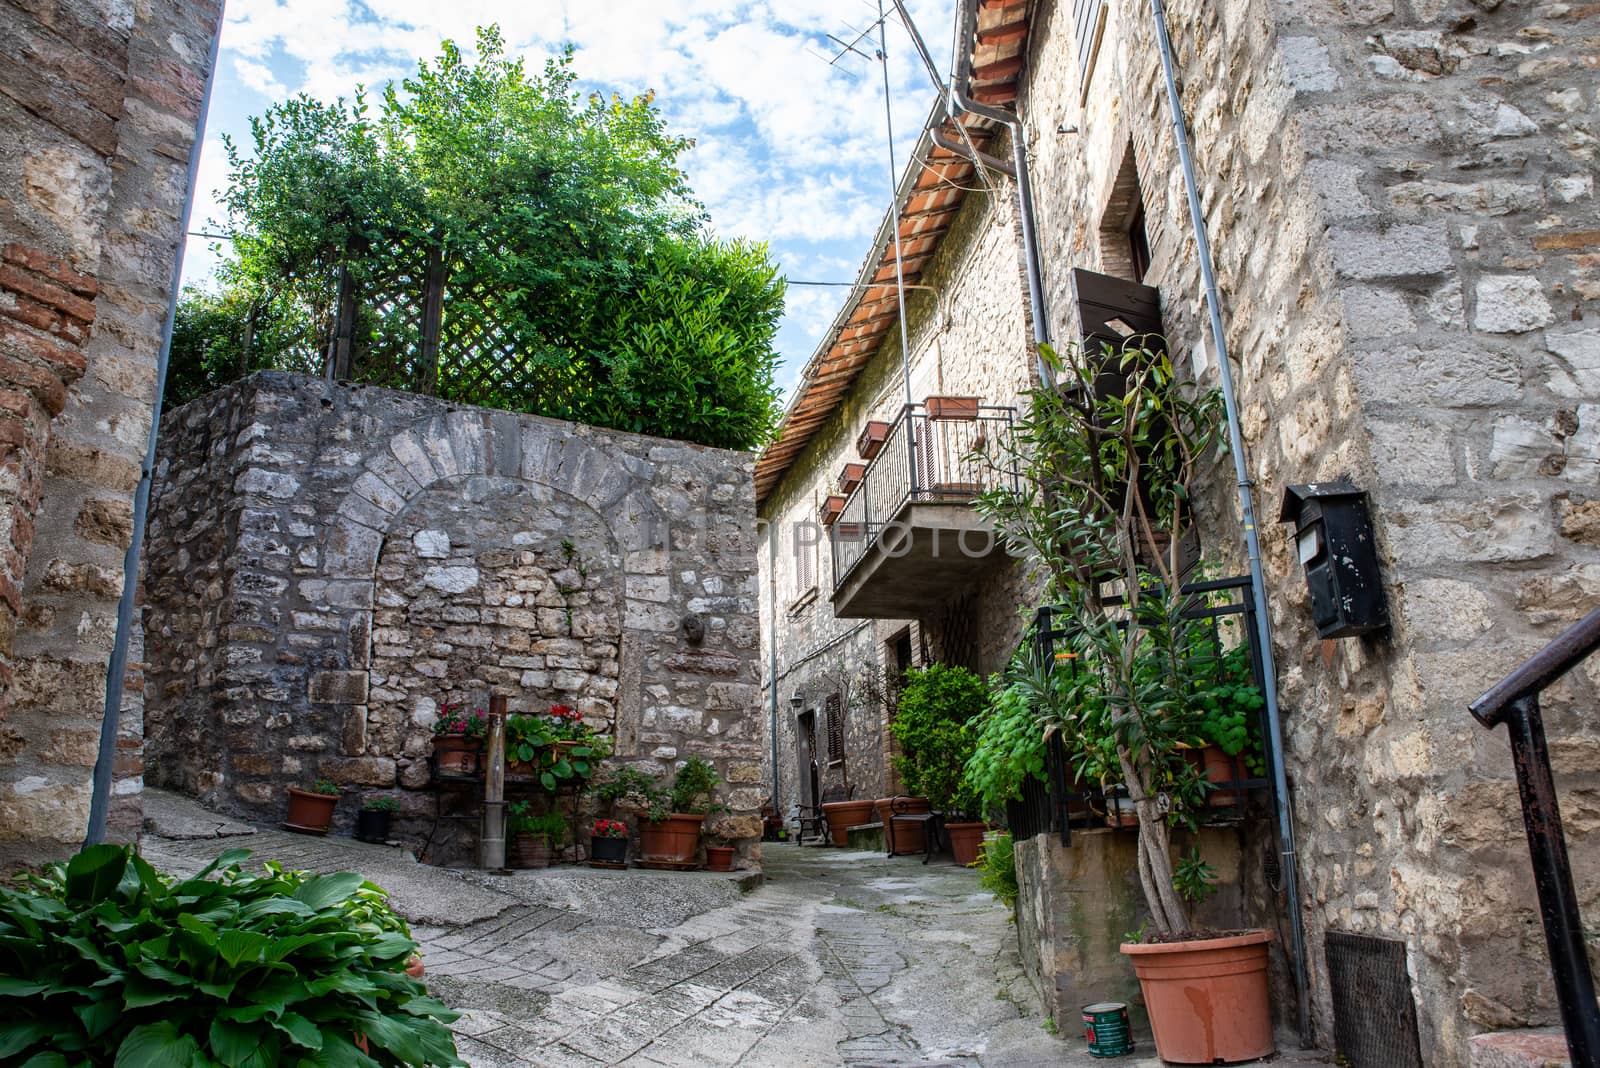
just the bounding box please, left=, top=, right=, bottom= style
left=821, top=799, right=876, bottom=846
left=704, top=845, right=735, bottom=872
left=945, top=821, right=987, bottom=866
left=284, top=787, right=338, bottom=834
left=431, top=734, right=481, bottom=776
left=876, top=796, right=931, bottom=855
left=923, top=394, right=980, bottom=420
left=510, top=832, right=551, bottom=869
left=1121, top=929, right=1275, bottom=1064
left=638, top=813, right=706, bottom=867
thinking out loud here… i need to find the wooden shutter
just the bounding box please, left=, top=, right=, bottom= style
left=825, top=693, right=844, bottom=765
left=1073, top=0, right=1107, bottom=94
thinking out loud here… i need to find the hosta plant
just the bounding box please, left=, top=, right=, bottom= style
left=0, top=844, right=463, bottom=1067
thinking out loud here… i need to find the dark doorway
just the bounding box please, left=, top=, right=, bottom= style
left=796, top=709, right=820, bottom=811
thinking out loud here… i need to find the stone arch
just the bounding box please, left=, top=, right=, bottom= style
left=312, top=409, right=671, bottom=773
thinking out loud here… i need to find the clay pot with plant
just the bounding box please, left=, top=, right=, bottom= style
left=888, top=663, right=987, bottom=863
left=508, top=804, right=567, bottom=869
left=978, top=340, right=1274, bottom=1064
left=284, top=779, right=340, bottom=835
left=431, top=702, right=487, bottom=776
left=589, top=818, right=629, bottom=868
left=598, top=757, right=725, bottom=869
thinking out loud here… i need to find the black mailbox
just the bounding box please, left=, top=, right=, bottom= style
left=1278, top=481, right=1388, bottom=639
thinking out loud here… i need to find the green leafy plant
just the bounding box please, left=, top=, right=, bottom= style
left=669, top=756, right=723, bottom=817
left=507, top=803, right=567, bottom=840
left=889, top=664, right=985, bottom=819
left=362, top=796, right=400, bottom=813
left=972, top=831, right=1019, bottom=912
left=977, top=340, right=1232, bottom=939
left=964, top=676, right=1048, bottom=814
left=593, top=758, right=723, bottom=824
left=310, top=779, right=338, bottom=797
left=0, top=845, right=462, bottom=1065
left=1173, top=847, right=1219, bottom=905
left=1192, top=643, right=1266, bottom=775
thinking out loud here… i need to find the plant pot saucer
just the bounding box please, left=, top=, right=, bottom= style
left=633, top=859, right=699, bottom=871
left=281, top=821, right=330, bottom=836
left=587, top=859, right=627, bottom=870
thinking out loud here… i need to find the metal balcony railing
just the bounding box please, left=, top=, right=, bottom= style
left=828, top=403, right=1018, bottom=589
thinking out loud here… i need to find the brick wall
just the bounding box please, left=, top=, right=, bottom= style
left=0, top=0, right=222, bottom=864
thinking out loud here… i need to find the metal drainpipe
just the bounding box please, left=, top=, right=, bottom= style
left=948, top=0, right=1054, bottom=389
left=86, top=2, right=227, bottom=847
left=1149, top=0, right=1312, bottom=1045
left=767, top=522, right=781, bottom=817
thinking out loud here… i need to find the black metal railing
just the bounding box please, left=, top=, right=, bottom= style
left=829, top=403, right=1018, bottom=587
left=1006, top=575, right=1274, bottom=845
left=1469, top=607, right=1600, bottom=1065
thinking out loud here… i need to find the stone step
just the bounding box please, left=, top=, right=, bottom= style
left=1469, top=1028, right=1572, bottom=1068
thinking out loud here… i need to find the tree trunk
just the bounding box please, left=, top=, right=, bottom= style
left=1119, top=745, right=1191, bottom=937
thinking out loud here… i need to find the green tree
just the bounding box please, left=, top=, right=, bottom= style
left=178, top=27, right=784, bottom=450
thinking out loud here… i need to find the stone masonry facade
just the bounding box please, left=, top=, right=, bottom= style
left=760, top=0, right=1600, bottom=1061
left=0, top=0, right=223, bottom=864
left=144, top=372, right=765, bottom=862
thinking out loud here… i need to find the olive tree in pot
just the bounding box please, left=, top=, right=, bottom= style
left=888, top=664, right=987, bottom=864
left=978, top=341, right=1275, bottom=1064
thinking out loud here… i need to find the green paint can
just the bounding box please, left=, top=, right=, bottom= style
left=1082, top=1002, right=1133, bottom=1057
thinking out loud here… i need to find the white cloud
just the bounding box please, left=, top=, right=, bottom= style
left=187, top=0, right=962, bottom=378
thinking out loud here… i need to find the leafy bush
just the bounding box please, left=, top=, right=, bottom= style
left=593, top=758, right=723, bottom=823
left=361, top=796, right=400, bottom=814
left=889, top=664, right=986, bottom=818
left=669, top=756, right=722, bottom=817
left=0, top=845, right=462, bottom=1066
left=1192, top=643, right=1265, bottom=774
left=973, top=831, right=1019, bottom=912
left=507, top=804, right=567, bottom=840
left=964, top=676, right=1048, bottom=814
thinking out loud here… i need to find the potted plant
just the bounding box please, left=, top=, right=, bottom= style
left=285, top=779, right=339, bottom=835
left=888, top=663, right=986, bottom=863
left=1191, top=642, right=1266, bottom=807
left=979, top=341, right=1274, bottom=1064
left=431, top=702, right=487, bottom=775
left=507, top=803, right=567, bottom=869
left=356, top=795, right=399, bottom=843
left=703, top=836, right=735, bottom=872
left=507, top=703, right=613, bottom=791
left=599, top=758, right=723, bottom=869
left=589, top=818, right=628, bottom=868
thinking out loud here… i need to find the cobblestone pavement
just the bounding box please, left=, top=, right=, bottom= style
left=142, top=793, right=1326, bottom=1067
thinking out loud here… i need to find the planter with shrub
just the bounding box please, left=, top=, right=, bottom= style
left=508, top=804, right=568, bottom=869
left=888, top=663, right=986, bottom=862
left=431, top=702, right=487, bottom=776
left=589, top=818, right=629, bottom=868
left=598, top=756, right=726, bottom=869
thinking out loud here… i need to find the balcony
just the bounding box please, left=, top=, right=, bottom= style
left=827, top=402, right=1018, bottom=619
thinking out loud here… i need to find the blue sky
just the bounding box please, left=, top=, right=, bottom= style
left=182, top=0, right=959, bottom=396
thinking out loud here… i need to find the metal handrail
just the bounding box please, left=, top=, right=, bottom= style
left=828, top=402, right=1018, bottom=589
left=1468, top=607, right=1600, bottom=1066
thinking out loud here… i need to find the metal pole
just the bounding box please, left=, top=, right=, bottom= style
left=767, top=522, right=781, bottom=817
left=1502, top=694, right=1600, bottom=1065
left=877, top=0, right=920, bottom=499
left=1148, top=0, right=1311, bottom=1045
left=87, top=0, right=227, bottom=847
left=481, top=695, right=507, bottom=870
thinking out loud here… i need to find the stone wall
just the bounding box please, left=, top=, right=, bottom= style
left=0, top=0, right=223, bottom=864
left=145, top=372, right=765, bottom=862
left=1009, top=0, right=1600, bottom=1059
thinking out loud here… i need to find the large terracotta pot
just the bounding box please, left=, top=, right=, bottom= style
left=1120, top=929, right=1274, bottom=1064
left=945, top=821, right=987, bottom=866
left=284, top=787, right=337, bottom=834
left=876, top=796, right=931, bottom=855
left=822, top=799, right=876, bottom=846
left=638, top=813, right=706, bottom=867
left=431, top=735, right=481, bottom=776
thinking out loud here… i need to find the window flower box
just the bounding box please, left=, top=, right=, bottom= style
left=819, top=495, right=845, bottom=526
left=924, top=395, right=980, bottom=420
left=838, top=462, right=867, bottom=494
left=856, top=420, right=891, bottom=460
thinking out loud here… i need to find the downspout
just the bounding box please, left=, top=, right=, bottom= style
left=1149, top=0, right=1312, bottom=1046
left=948, top=0, right=1054, bottom=388
left=86, top=3, right=227, bottom=846
left=928, top=126, right=1016, bottom=178
left=767, top=522, right=781, bottom=816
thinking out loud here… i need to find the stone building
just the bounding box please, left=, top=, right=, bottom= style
left=0, top=0, right=224, bottom=865
left=757, top=0, right=1599, bottom=1063
left=143, top=372, right=767, bottom=865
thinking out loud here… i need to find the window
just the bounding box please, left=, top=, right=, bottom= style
left=825, top=692, right=844, bottom=765
left=1074, top=0, right=1107, bottom=101
left=1127, top=203, right=1152, bottom=285
left=789, top=502, right=817, bottom=605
